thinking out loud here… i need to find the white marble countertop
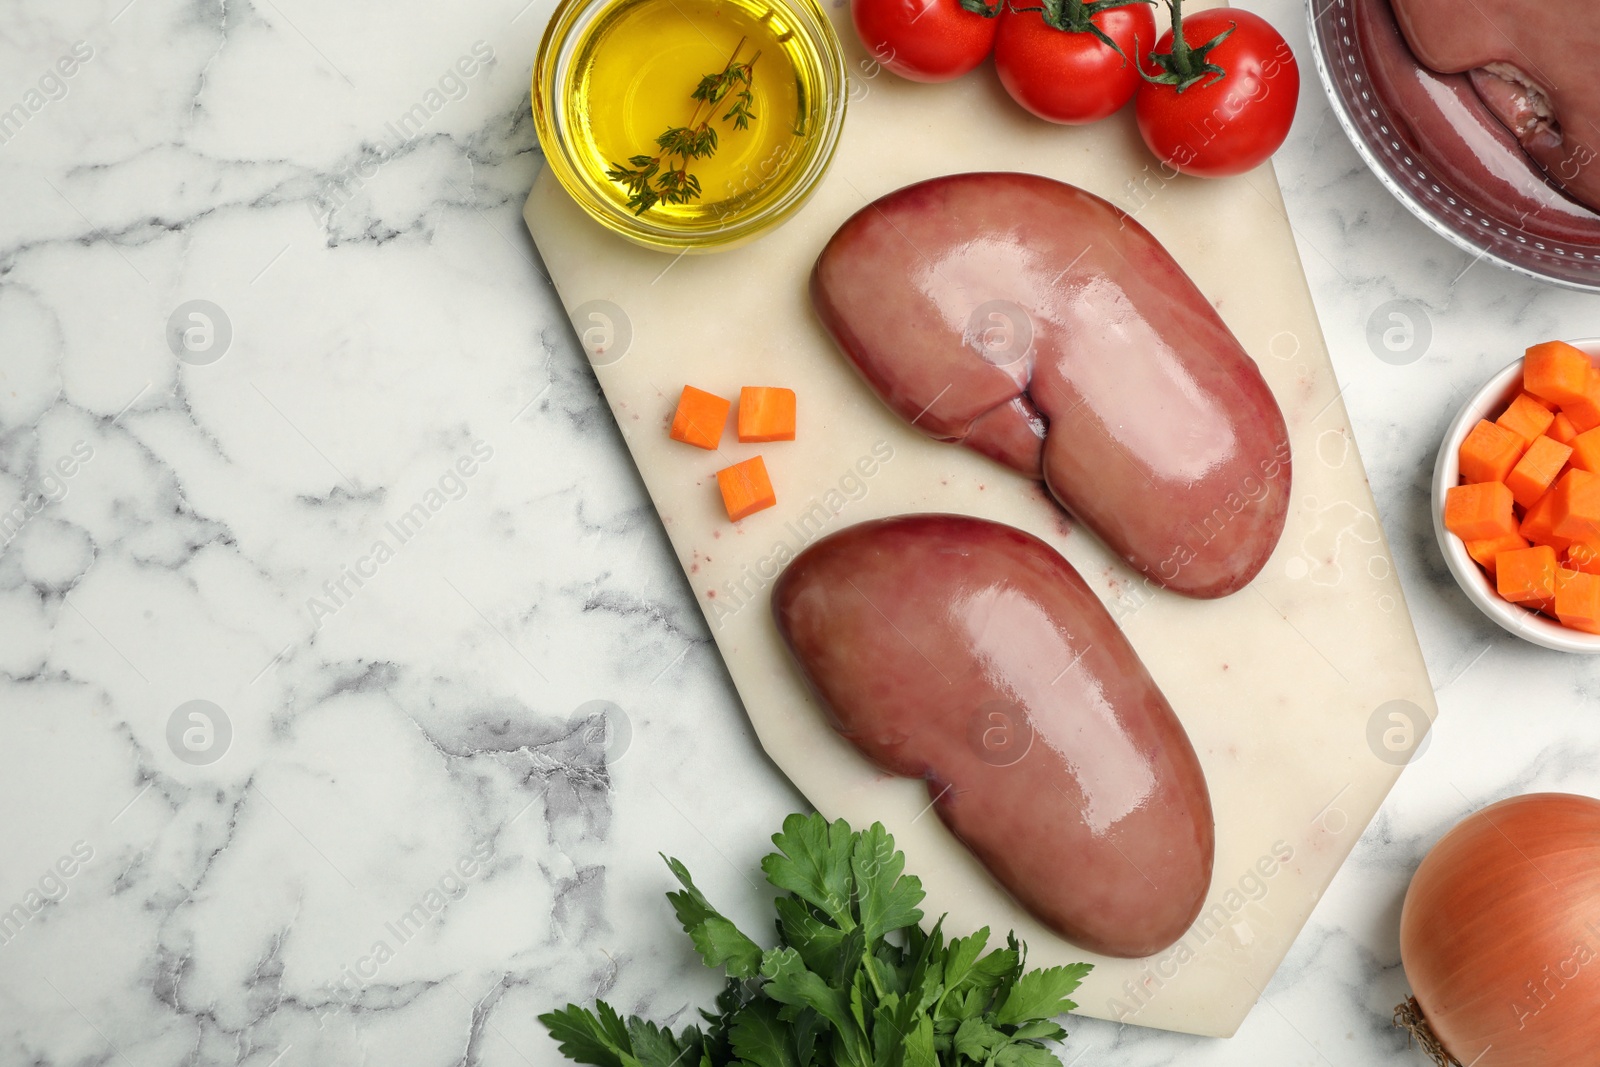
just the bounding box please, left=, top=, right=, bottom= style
left=2, top=0, right=1597, bottom=1063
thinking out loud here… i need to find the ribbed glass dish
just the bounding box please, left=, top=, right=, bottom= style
left=1308, top=0, right=1600, bottom=292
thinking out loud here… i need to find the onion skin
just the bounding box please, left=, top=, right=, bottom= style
left=1401, top=793, right=1600, bottom=1066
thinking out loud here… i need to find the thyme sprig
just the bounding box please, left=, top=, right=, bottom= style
left=606, top=37, right=760, bottom=215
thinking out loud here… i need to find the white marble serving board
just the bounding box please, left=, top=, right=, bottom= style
left=521, top=0, right=1434, bottom=1036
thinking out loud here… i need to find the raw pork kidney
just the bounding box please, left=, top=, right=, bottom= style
left=1390, top=0, right=1600, bottom=212
left=773, top=513, right=1215, bottom=958
left=811, top=172, right=1291, bottom=599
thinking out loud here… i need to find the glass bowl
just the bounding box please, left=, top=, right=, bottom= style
left=532, top=0, right=846, bottom=253
left=1307, top=0, right=1600, bottom=292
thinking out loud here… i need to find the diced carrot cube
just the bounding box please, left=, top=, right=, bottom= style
left=716, top=455, right=775, bottom=521
left=669, top=385, right=732, bottom=450
left=1521, top=486, right=1574, bottom=552
left=1550, top=412, right=1579, bottom=445
left=737, top=387, right=797, bottom=443
left=1467, top=532, right=1529, bottom=575
left=1497, top=544, right=1559, bottom=604
left=1497, top=392, right=1556, bottom=444
left=1505, top=435, right=1573, bottom=507
left=1458, top=420, right=1526, bottom=484
left=1549, top=468, right=1600, bottom=541
left=1524, top=341, right=1593, bottom=406
left=1555, top=568, right=1600, bottom=634
left=1568, top=540, right=1600, bottom=575
left=1569, top=427, right=1600, bottom=473
left=1561, top=368, right=1600, bottom=434
left=1445, top=482, right=1518, bottom=541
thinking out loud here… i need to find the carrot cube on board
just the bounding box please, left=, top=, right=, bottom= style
left=1520, top=486, right=1573, bottom=552
left=1466, top=532, right=1529, bottom=575
left=1444, top=482, right=1518, bottom=541
left=1506, top=435, right=1574, bottom=508
left=1556, top=568, right=1600, bottom=634
left=716, top=455, right=775, bottom=521
left=1523, top=341, right=1593, bottom=406
left=669, top=385, right=732, bottom=450
left=1551, top=412, right=1579, bottom=445
left=737, top=387, right=797, bottom=443
left=1549, top=468, right=1600, bottom=541
left=1496, top=392, right=1556, bottom=444
left=1458, top=420, right=1526, bottom=484
left=1497, top=544, right=1559, bottom=605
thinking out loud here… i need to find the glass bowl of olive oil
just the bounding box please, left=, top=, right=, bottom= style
left=533, top=0, right=846, bottom=252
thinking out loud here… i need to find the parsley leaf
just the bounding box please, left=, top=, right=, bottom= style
left=940, top=926, right=990, bottom=996
left=729, top=999, right=802, bottom=1067
left=1009, top=1020, right=1069, bottom=1042
left=903, top=1014, right=939, bottom=1067
left=850, top=821, right=924, bottom=942
left=762, top=812, right=857, bottom=928
left=663, top=854, right=763, bottom=979
left=995, top=1042, right=1066, bottom=1067
left=540, top=813, right=1093, bottom=1066
left=773, top=895, right=846, bottom=975
left=953, top=1017, right=1008, bottom=1060
left=538, top=1001, right=632, bottom=1066
left=761, top=947, right=857, bottom=1038
left=627, top=1017, right=696, bottom=1067
left=996, top=964, right=1092, bottom=1025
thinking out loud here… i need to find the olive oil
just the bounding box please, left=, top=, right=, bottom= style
left=562, top=0, right=824, bottom=230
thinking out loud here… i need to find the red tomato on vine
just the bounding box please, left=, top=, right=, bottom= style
left=994, top=0, right=1156, bottom=125
left=851, top=0, right=1001, bottom=82
left=1134, top=1, right=1299, bottom=177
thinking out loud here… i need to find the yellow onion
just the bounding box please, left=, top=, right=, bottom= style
left=1400, top=793, right=1600, bottom=1066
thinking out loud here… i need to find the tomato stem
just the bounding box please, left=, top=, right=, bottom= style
left=957, top=0, right=1003, bottom=17
left=1003, top=0, right=1151, bottom=55
left=1137, top=0, right=1233, bottom=92
left=1393, top=997, right=1461, bottom=1067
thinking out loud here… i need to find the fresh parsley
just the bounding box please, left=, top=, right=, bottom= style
left=540, top=813, right=1091, bottom=1066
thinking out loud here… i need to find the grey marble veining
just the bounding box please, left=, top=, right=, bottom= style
left=1, top=0, right=1598, bottom=1063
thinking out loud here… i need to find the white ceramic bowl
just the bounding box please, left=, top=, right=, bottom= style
left=1433, top=338, right=1600, bottom=653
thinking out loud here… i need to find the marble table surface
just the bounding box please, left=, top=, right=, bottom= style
left=1, top=0, right=1597, bottom=1063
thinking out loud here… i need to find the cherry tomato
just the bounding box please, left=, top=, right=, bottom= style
left=851, top=0, right=999, bottom=83
left=1134, top=7, right=1298, bottom=178
left=994, top=4, right=1156, bottom=125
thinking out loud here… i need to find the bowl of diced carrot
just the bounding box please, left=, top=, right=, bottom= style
left=1435, top=338, right=1600, bottom=652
